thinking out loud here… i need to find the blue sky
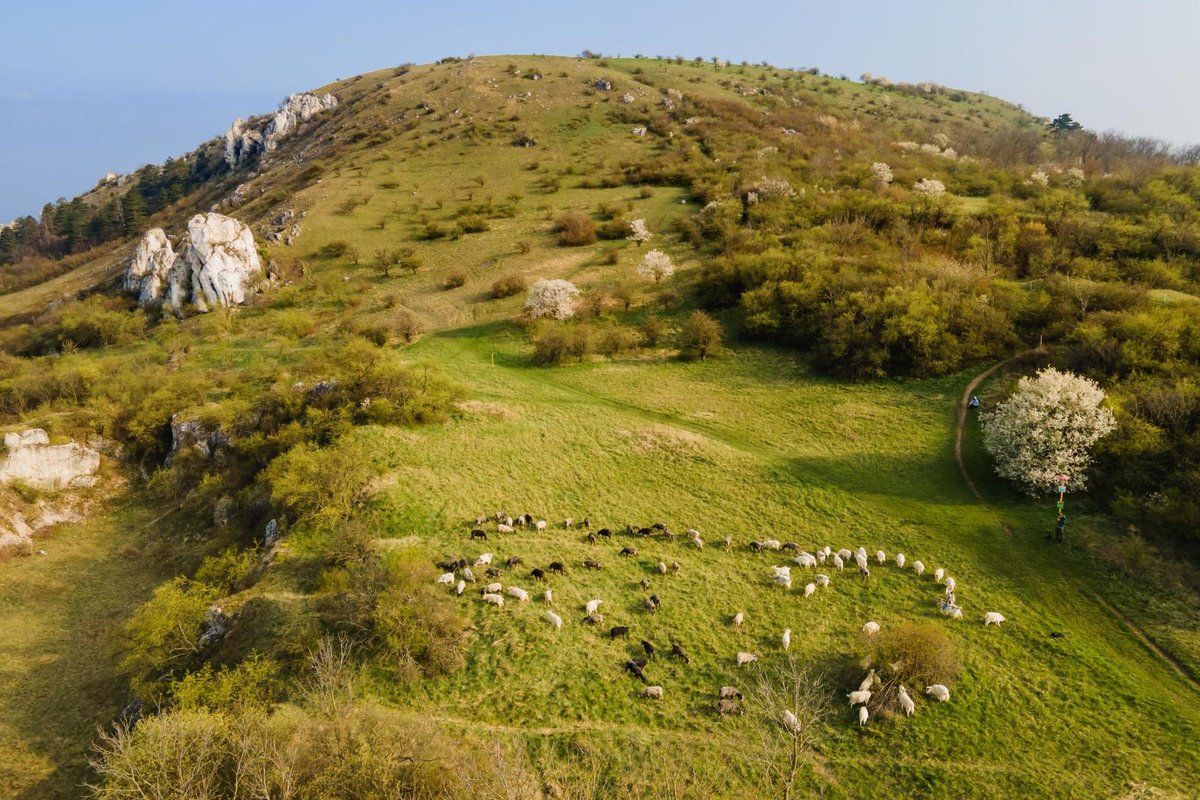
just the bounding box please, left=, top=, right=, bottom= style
left=1, top=0, right=1196, bottom=220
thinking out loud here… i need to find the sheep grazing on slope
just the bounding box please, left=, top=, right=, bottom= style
left=506, top=587, right=530, bottom=602
left=815, top=574, right=830, bottom=587
left=692, top=536, right=704, bottom=549
left=482, top=593, right=505, bottom=607
left=436, top=572, right=455, bottom=585
left=670, top=642, right=690, bottom=663
left=862, top=621, right=880, bottom=637
left=876, top=550, right=886, bottom=564
left=847, top=690, right=872, bottom=706
left=461, top=567, right=476, bottom=583
left=584, top=613, right=605, bottom=625
left=895, top=553, right=906, bottom=569
left=804, top=583, right=816, bottom=597
left=723, top=535, right=733, bottom=550
left=832, top=554, right=844, bottom=571
left=795, top=553, right=817, bottom=568
left=671, top=561, right=681, bottom=575
left=944, top=577, right=956, bottom=593
left=497, top=524, right=514, bottom=534
left=563, top=518, right=574, bottom=529
left=624, top=659, right=647, bottom=683
left=610, top=626, right=630, bottom=639
left=640, top=577, right=651, bottom=591
left=543, top=589, right=553, bottom=605
left=897, top=685, right=915, bottom=716
left=456, top=580, right=466, bottom=596
left=983, top=612, right=1006, bottom=626
left=772, top=575, right=793, bottom=590
left=545, top=611, right=563, bottom=629
left=934, top=567, right=945, bottom=583
left=913, top=560, right=925, bottom=576
left=470, top=529, right=488, bottom=540
left=762, top=539, right=782, bottom=550
left=657, top=561, right=668, bottom=575
left=733, top=611, right=744, bottom=627
left=585, top=599, right=603, bottom=615
left=535, top=520, right=547, bottom=532
left=718, top=698, right=742, bottom=717
left=619, top=547, right=639, bottom=557
left=782, top=629, right=791, bottom=651
left=925, top=684, right=950, bottom=702
left=719, top=686, right=743, bottom=700
left=736, top=652, right=759, bottom=666
left=639, top=685, right=664, bottom=700
left=854, top=546, right=867, bottom=560
left=475, top=515, right=488, bottom=526
left=583, top=559, right=603, bottom=570
left=858, top=669, right=876, bottom=693
left=485, top=582, right=503, bottom=594
left=641, top=640, right=656, bottom=659
left=837, top=548, right=852, bottom=561
left=858, top=706, right=869, bottom=726
left=772, top=565, right=791, bottom=579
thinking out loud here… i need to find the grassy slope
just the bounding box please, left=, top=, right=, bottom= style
left=1, top=56, right=1198, bottom=797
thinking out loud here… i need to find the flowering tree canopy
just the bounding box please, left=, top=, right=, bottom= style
left=524, top=278, right=580, bottom=320
left=980, top=367, right=1117, bottom=496
left=637, top=249, right=675, bottom=283
left=871, top=162, right=894, bottom=185
left=913, top=178, right=946, bottom=197
left=628, top=218, right=653, bottom=246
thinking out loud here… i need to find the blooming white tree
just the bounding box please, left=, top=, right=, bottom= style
left=913, top=178, right=946, bottom=197
left=628, top=218, right=653, bottom=246
left=932, top=132, right=951, bottom=149
left=524, top=278, right=580, bottom=320
left=980, top=367, right=1117, bottom=496
left=637, top=249, right=675, bottom=283
left=1028, top=170, right=1050, bottom=187
left=870, top=162, right=894, bottom=185
left=1063, top=167, right=1086, bottom=187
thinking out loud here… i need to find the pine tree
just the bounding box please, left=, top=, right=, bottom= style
left=121, top=189, right=146, bottom=237
left=1047, top=113, right=1082, bottom=136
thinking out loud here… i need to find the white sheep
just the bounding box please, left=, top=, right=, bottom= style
left=436, top=572, right=455, bottom=585
left=692, top=536, right=704, bottom=549
left=720, top=686, right=743, bottom=700
left=461, top=567, right=476, bottom=583
left=535, top=520, right=547, bottom=531
left=858, top=669, right=875, bottom=693
left=897, top=685, right=915, bottom=716
left=837, top=548, right=852, bottom=561
left=506, top=587, right=530, bottom=602
left=482, top=593, right=505, bottom=607
left=815, top=574, right=830, bottom=587
left=944, top=577, right=956, bottom=593
left=854, top=547, right=867, bottom=561
left=686, top=528, right=701, bottom=538
left=546, top=610, right=563, bottom=629
left=504, top=516, right=514, bottom=527
left=925, top=684, right=950, bottom=702
left=762, top=539, right=782, bottom=550
left=895, top=553, right=906, bottom=569
left=854, top=553, right=868, bottom=571
left=983, top=612, right=1006, bottom=626
left=913, top=560, right=925, bottom=576
left=782, top=709, right=800, bottom=733
left=474, top=553, right=493, bottom=566
left=733, top=611, right=744, bottom=627
left=585, top=598, right=603, bottom=615
left=804, top=582, right=816, bottom=597
left=563, top=517, right=573, bottom=529
left=862, top=621, right=880, bottom=637
left=875, top=550, right=886, bottom=564
left=816, top=550, right=828, bottom=563
left=782, top=629, right=791, bottom=650
left=657, top=561, right=668, bottom=574
left=858, top=705, right=869, bottom=726
left=456, top=580, right=466, bottom=596
left=822, top=545, right=832, bottom=557
left=736, top=652, right=759, bottom=666
left=639, top=685, right=664, bottom=700
left=847, top=690, right=872, bottom=706
left=771, top=565, right=791, bottom=578
left=485, top=582, right=503, bottom=594
left=795, top=553, right=816, bottom=568
left=497, top=523, right=514, bottom=534
left=934, top=567, right=945, bottom=583
left=544, top=589, right=553, bottom=605
left=832, top=554, right=844, bottom=571
left=772, top=574, right=793, bottom=589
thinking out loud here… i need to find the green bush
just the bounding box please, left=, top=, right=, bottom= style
left=532, top=327, right=571, bottom=365
left=554, top=210, right=597, bottom=246
left=444, top=269, right=468, bottom=289
left=121, top=578, right=220, bottom=695
left=491, top=274, right=528, bottom=299
left=169, top=654, right=281, bottom=712
left=372, top=555, right=468, bottom=680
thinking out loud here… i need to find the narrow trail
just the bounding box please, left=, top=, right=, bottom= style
left=956, top=349, right=1200, bottom=694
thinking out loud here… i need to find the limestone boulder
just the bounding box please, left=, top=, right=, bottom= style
left=263, top=93, right=338, bottom=151
left=1, top=429, right=100, bottom=490
left=123, top=228, right=177, bottom=305
left=176, top=213, right=263, bottom=312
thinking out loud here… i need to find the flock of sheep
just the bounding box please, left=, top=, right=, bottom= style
left=435, top=512, right=1008, bottom=726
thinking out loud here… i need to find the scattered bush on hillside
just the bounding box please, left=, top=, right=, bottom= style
left=444, top=269, right=468, bottom=289
left=532, top=327, right=571, bottom=365
left=491, top=274, right=528, bottom=298
left=855, top=621, right=959, bottom=719
left=554, top=210, right=597, bottom=246
left=120, top=578, right=220, bottom=699
left=638, top=249, right=676, bottom=283
left=195, top=546, right=260, bottom=594
left=168, top=654, right=281, bottom=713
left=678, top=310, right=722, bottom=361
left=640, top=316, right=667, bottom=347
left=318, top=241, right=358, bottom=261
left=372, top=555, right=468, bottom=681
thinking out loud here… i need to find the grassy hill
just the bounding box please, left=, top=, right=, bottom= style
left=1, top=55, right=1198, bottom=798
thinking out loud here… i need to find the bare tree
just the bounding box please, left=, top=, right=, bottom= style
left=301, top=634, right=356, bottom=718
left=746, top=655, right=834, bottom=800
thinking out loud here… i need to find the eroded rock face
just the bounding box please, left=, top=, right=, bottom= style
left=166, top=416, right=230, bottom=466
left=263, top=93, right=338, bottom=151
left=224, top=118, right=264, bottom=167
left=123, top=228, right=177, bottom=304
left=179, top=213, right=263, bottom=312
left=1, top=429, right=100, bottom=490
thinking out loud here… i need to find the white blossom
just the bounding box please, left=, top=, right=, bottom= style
left=620, top=93, right=635, bottom=104
left=981, top=367, right=1117, bottom=496
left=938, top=147, right=958, bottom=160
left=524, top=278, right=580, bottom=320
left=1064, top=167, right=1086, bottom=187
left=871, top=162, right=894, bottom=185
left=913, top=178, right=946, bottom=197
left=637, top=249, right=675, bottom=283
left=894, top=141, right=920, bottom=152
left=1029, top=170, right=1049, bottom=187
left=628, top=218, right=653, bottom=246
left=631, top=127, right=647, bottom=137
left=920, top=143, right=942, bottom=155
left=754, top=176, right=797, bottom=200
left=932, top=132, right=951, bottom=149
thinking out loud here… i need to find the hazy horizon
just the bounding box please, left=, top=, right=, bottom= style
left=2, top=0, right=1197, bottom=221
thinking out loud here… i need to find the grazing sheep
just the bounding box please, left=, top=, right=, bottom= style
left=482, top=593, right=505, bottom=607
left=640, top=577, right=651, bottom=591
left=686, top=528, right=701, bottom=539
left=641, top=639, right=655, bottom=659
left=804, top=583, right=816, bottom=597
left=485, top=567, right=502, bottom=579
left=535, top=520, right=547, bottom=532
left=563, top=518, right=574, bottom=529
left=506, top=587, right=530, bottom=602
left=587, top=532, right=597, bottom=544
left=436, top=572, right=455, bottom=585
left=718, top=698, right=742, bottom=717
left=584, top=613, right=605, bottom=625
left=470, top=529, right=488, bottom=540
left=546, top=611, right=563, bottom=630
left=505, top=556, right=524, bottom=567
left=794, top=553, right=817, bottom=568
left=749, top=541, right=763, bottom=552
left=944, top=577, right=956, bottom=593
left=895, top=553, right=906, bottom=569
left=583, top=559, right=603, bottom=570
left=610, top=626, right=630, bottom=639
left=815, top=574, right=830, bottom=587
left=624, top=659, right=647, bottom=683
left=876, top=550, right=886, bottom=564
left=653, top=522, right=668, bottom=532
left=504, top=516, right=514, bottom=527
left=837, top=548, right=852, bottom=561
left=983, top=612, right=1006, bottom=627
left=847, top=690, right=872, bottom=706
left=782, top=709, right=800, bottom=733
left=456, top=580, right=466, bottom=596
left=832, top=555, right=844, bottom=571
left=858, top=706, right=869, bottom=726
left=619, top=547, right=639, bottom=557
left=772, top=575, right=793, bottom=590
left=475, top=515, right=488, bottom=526
left=671, top=642, right=690, bottom=663
left=772, top=565, right=791, bottom=578
left=544, top=589, right=553, bottom=605
left=497, top=524, right=514, bottom=534
left=514, top=516, right=526, bottom=528
left=642, top=599, right=656, bottom=614
left=897, top=685, right=915, bottom=716
left=692, top=536, right=704, bottom=550
left=485, top=582, right=503, bottom=594
left=925, top=684, right=950, bottom=702
left=913, top=560, right=925, bottom=576
left=656, top=561, right=668, bottom=574
left=530, top=568, right=546, bottom=581
left=639, top=685, right=664, bottom=700
left=586, top=599, right=603, bottom=615
left=597, top=528, right=612, bottom=538
left=671, top=561, right=681, bottom=575
left=582, top=517, right=591, bottom=529
left=733, top=612, right=744, bottom=627
left=782, top=629, right=791, bottom=651
left=762, top=539, right=782, bottom=550
left=547, top=561, right=565, bottom=575
left=934, top=567, right=945, bottom=583
left=736, top=652, right=759, bottom=666
left=859, top=565, right=870, bottom=582
left=858, top=669, right=876, bottom=693
left=649, top=594, right=661, bottom=609
left=723, top=535, right=733, bottom=550
left=720, top=686, right=743, bottom=700
left=461, top=567, right=476, bottom=583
